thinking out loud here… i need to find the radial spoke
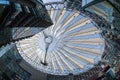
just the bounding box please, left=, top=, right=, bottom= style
left=51, top=9, right=62, bottom=33
left=63, top=26, right=99, bottom=38
left=54, top=51, right=68, bottom=72
left=65, top=18, right=91, bottom=32
left=59, top=49, right=84, bottom=69
left=50, top=8, right=54, bottom=19
left=26, top=51, right=36, bottom=59
left=52, top=9, right=66, bottom=33
left=56, top=50, right=74, bottom=71
left=55, top=12, right=79, bottom=36
left=66, top=38, right=104, bottom=46
left=51, top=54, right=56, bottom=71
left=65, top=44, right=101, bottom=55
left=56, top=13, right=78, bottom=36
left=52, top=51, right=64, bottom=71
left=63, top=47, right=94, bottom=64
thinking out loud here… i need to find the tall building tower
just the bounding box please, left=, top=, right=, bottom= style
left=0, top=0, right=53, bottom=47
left=0, top=0, right=53, bottom=28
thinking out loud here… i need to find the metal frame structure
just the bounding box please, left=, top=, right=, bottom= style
left=16, top=2, right=104, bottom=75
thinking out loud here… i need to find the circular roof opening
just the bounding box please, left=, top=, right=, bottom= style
left=16, top=2, right=104, bottom=75
left=45, top=36, right=52, bottom=43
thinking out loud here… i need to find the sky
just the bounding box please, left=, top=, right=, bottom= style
left=42, top=0, right=62, bottom=3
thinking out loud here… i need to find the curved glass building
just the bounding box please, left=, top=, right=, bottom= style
left=0, top=0, right=120, bottom=80
left=16, top=2, right=104, bottom=75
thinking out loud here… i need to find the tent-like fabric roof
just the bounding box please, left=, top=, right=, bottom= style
left=16, top=2, right=104, bottom=75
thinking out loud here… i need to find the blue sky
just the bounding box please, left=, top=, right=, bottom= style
left=42, top=0, right=62, bottom=3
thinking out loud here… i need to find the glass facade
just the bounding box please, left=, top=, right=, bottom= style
left=82, top=0, right=120, bottom=78
left=0, top=0, right=9, bottom=5
left=109, top=0, right=120, bottom=13
left=0, top=0, right=53, bottom=47
left=0, top=44, right=31, bottom=80
left=84, top=1, right=114, bottom=23
left=82, top=0, right=94, bottom=7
